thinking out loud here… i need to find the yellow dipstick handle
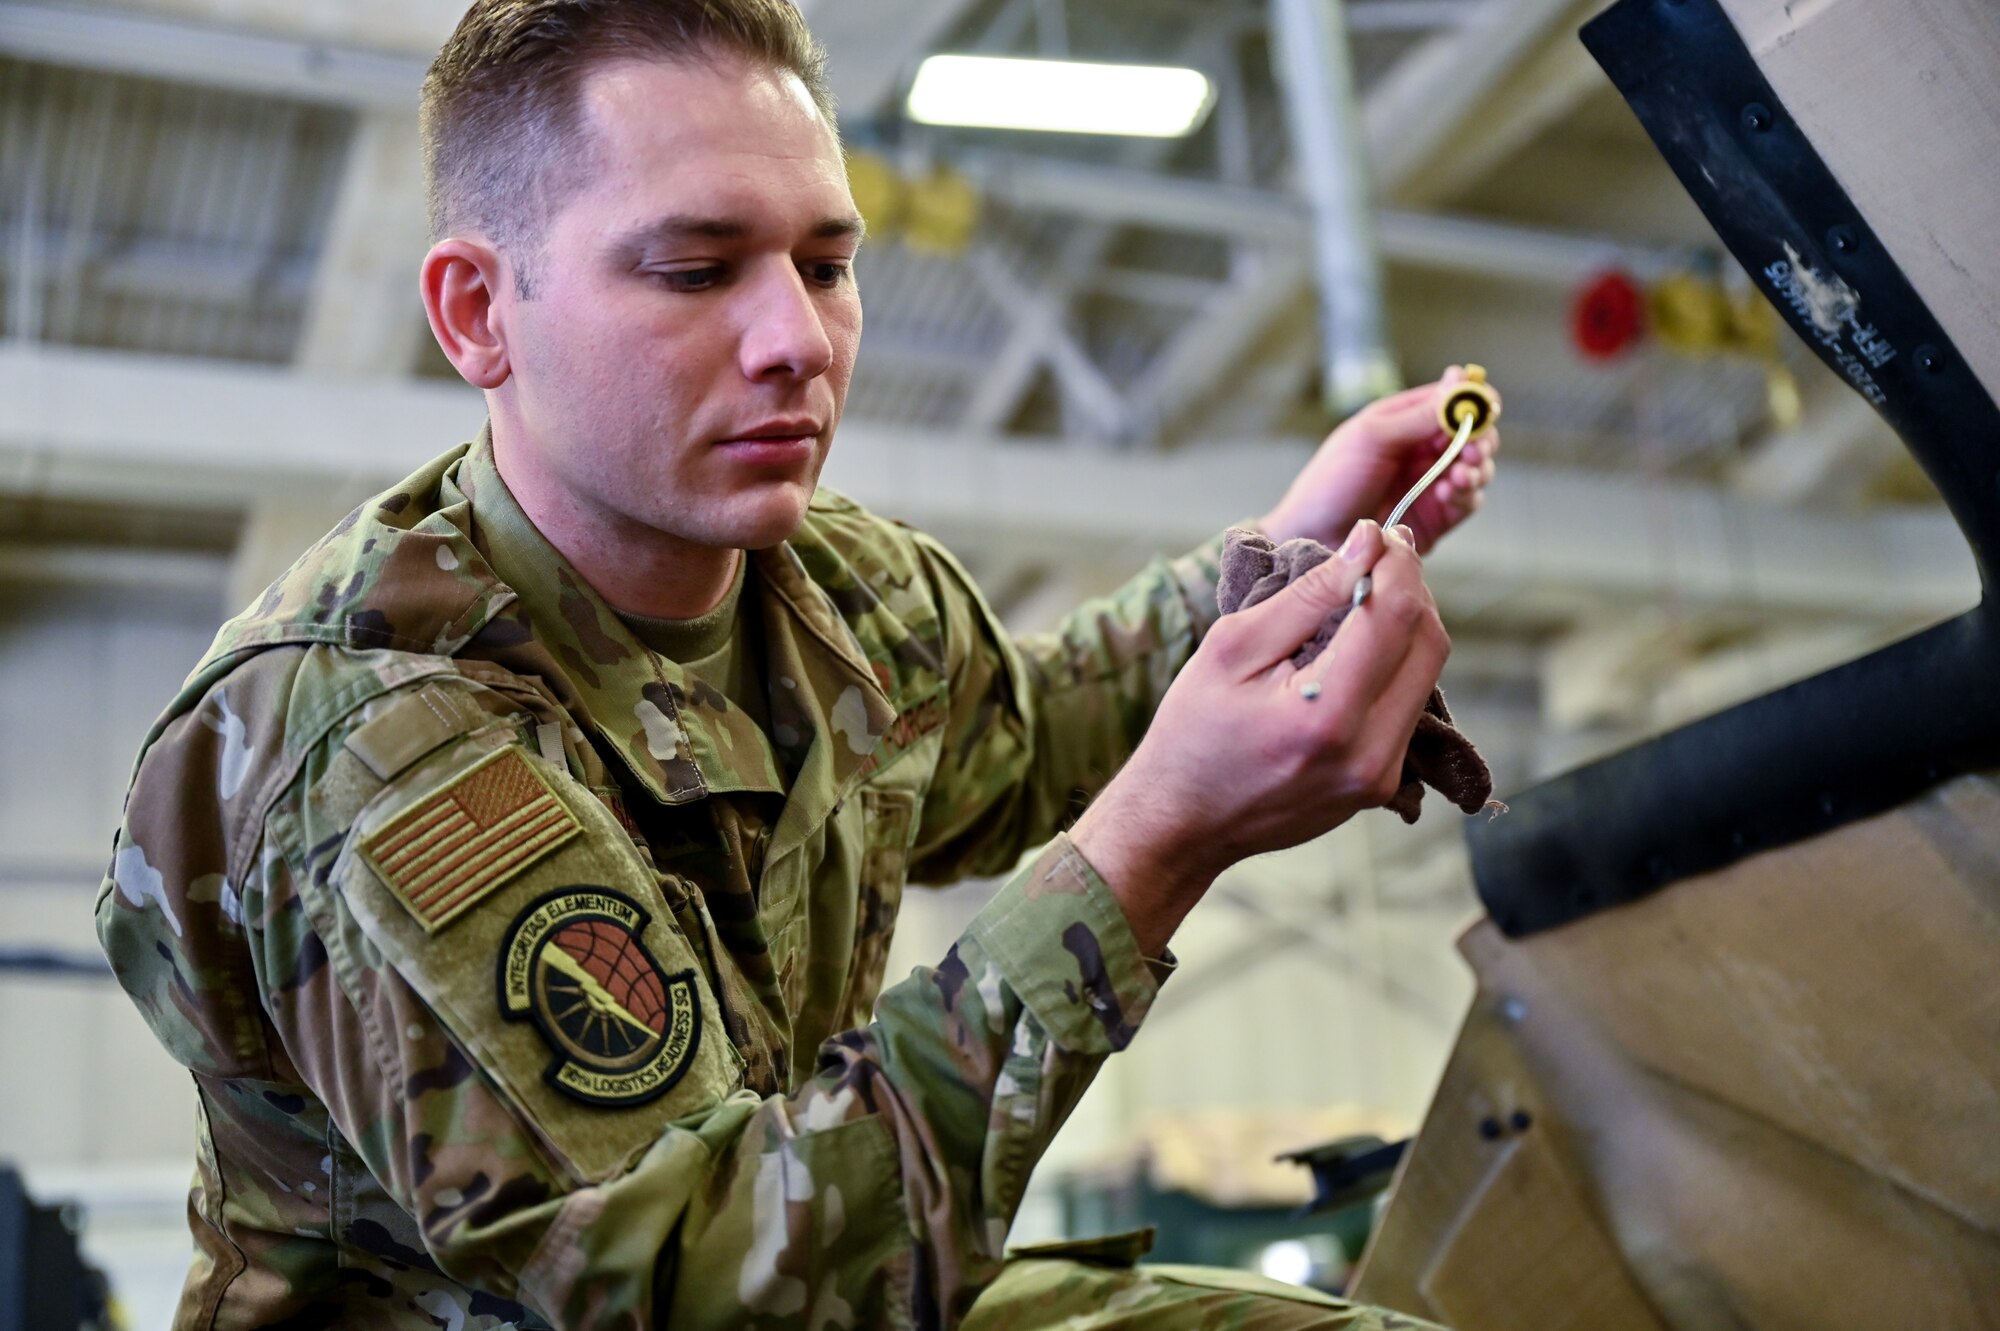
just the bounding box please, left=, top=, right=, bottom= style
left=1384, top=366, right=1502, bottom=534
left=1436, top=363, right=1501, bottom=436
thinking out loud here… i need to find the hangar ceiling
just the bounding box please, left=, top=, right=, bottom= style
left=0, top=0, right=1969, bottom=788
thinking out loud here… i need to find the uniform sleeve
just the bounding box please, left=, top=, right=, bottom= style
left=906, top=530, right=1228, bottom=884
left=223, top=675, right=1168, bottom=1329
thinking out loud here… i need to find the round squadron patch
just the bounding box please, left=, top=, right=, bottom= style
left=498, top=888, right=701, bottom=1108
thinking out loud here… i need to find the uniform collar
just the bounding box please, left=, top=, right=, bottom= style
left=454, top=430, right=896, bottom=829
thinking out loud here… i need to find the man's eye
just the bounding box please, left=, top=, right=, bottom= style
left=652, top=267, right=725, bottom=292
left=805, top=262, right=851, bottom=288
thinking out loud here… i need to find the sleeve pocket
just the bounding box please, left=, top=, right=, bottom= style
left=316, top=731, right=742, bottom=1185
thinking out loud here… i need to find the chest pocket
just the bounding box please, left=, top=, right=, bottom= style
left=837, top=787, right=917, bottom=1028
left=315, top=718, right=742, bottom=1186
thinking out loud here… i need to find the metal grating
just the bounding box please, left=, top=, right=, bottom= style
left=0, top=57, right=353, bottom=363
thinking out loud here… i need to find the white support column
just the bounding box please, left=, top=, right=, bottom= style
left=294, top=112, right=430, bottom=376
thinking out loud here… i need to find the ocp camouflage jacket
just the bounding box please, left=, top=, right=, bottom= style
left=97, top=435, right=1224, bottom=1329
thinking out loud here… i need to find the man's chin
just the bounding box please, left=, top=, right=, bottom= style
left=716, top=483, right=816, bottom=551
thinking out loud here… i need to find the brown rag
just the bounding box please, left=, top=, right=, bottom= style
left=1217, top=527, right=1493, bottom=825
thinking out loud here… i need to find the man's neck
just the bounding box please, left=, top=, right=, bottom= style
left=489, top=437, right=740, bottom=622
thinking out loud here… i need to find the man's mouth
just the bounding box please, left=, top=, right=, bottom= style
left=720, top=419, right=821, bottom=446
left=715, top=420, right=822, bottom=466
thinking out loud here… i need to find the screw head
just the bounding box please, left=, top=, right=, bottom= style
left=1742, top=103, right=1774, bottom=132
left=1828, top=225, right=1858, bottom=254
left=1916, top=345, right=1945, bottom=374
left=1478, top=1117, right=1504, bottom=1141
left=1510, top=1110, right=1534, bottom=1132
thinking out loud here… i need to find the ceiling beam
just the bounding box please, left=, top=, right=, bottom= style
left=1117, top=0, right=1615, bottom=442
left=0, top=2, right=429, bottom=109
left=952, top=25, right=1225, bottom=438
left=1345, top=0, right=1482, bottom=33
left=1360, top=0, right=1599, bottom=199
left=1128, top=249, right=1311, bottom=439
left=1390, top=22, right=1610, bottom=209
left=0, top=344, right=1976, bottom=624
left=962, top=247, right=1134, bottom=440
left=0, top=225, right=314, bottom=306
left=0, top=541, right=225, bottom=593
left=796, top=0, right=985, bottom=122
left=1732, top=387, right=1903, bottom=506
left=0, top=344, right=481, bottom=495
left=961, top=153, right=1690, bottom=284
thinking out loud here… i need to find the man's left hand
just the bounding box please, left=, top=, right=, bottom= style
left=1256, top=366, right=1501, bottom=555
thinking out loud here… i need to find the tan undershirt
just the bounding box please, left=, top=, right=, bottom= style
left=617, top=554, right=772, bottom=739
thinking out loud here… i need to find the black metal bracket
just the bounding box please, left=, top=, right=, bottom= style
left=1278, top=1134, right=1409, bottom=1218
left=1468, top=0, right=2000, bottom=936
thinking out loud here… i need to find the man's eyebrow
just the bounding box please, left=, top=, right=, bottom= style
left=816, top=215, right=868, bottom=245
left=625, top=214, right=868, bottom=245
left=638, top=215, right=752, bottom=241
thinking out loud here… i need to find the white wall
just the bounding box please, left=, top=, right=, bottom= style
left=0, top=584, right=219, bottom=1169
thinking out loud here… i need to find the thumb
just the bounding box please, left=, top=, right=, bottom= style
left=1219, top=521, right=1385, bottom=671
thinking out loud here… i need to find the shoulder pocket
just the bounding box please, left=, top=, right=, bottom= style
left=316, top=727, right=741, bottom=1184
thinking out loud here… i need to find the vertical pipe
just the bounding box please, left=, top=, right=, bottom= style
left=1270, top=0, right=1401, bottom=415
left=8, top=68, right=49, bottom=345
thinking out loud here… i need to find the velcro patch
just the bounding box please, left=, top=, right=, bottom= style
left=499, top=888, right=702, bottom=1108
left=345, top=682, right=479, bottom=781
left=359, top=747, right=581, bottom=933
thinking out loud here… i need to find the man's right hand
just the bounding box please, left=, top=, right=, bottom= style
left=1069, top=520, right=1449, bottom=956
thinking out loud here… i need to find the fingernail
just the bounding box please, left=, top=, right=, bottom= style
left=1339, top=521, right=1375, bottom=561
left=1394, top=524, right=1418, bottom=548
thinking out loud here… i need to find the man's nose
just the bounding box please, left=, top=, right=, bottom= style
left=740, top=263, right=834, bottom=382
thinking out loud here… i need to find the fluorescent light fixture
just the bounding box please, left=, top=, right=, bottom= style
left=907, top=55, right=1214, bottom=138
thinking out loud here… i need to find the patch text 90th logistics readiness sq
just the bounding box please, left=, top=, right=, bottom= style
left=499, top=888, right=703, bottom=1107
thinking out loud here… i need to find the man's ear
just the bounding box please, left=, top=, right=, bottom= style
left=420, top=238, right=512, bottom=390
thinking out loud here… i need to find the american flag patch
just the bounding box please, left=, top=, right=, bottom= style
left=359, top=747, right=581, bottom=933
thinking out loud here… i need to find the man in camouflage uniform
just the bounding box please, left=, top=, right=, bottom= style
left=96, top=2, right=1496, bottom=1327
